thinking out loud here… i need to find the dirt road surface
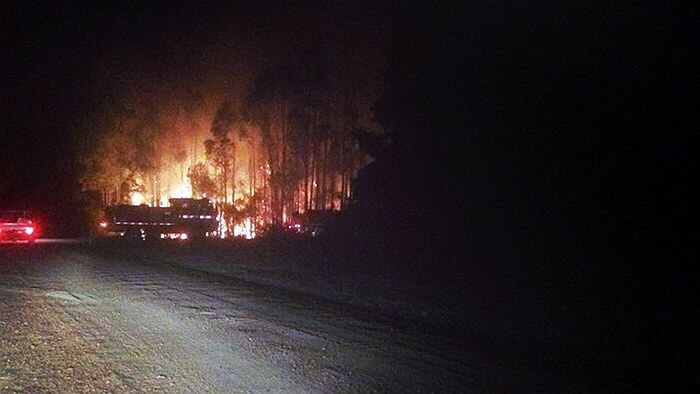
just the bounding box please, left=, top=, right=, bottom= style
left=1, top=242, right=606, bottom=392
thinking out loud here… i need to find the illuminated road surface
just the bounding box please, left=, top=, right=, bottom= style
left=1, top=243, right=598, bottom=392
left=34, top=239, right=90, bottom=244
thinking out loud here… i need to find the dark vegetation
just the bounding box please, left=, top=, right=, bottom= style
left=335, top=3, right=692, bottom=391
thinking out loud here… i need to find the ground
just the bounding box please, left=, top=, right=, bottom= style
left=1, top=240, right=633, bottom=392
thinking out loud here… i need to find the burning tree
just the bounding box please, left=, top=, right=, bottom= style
left=79, top=40, right=379, bottom=237
left=188, top=163, right=218, bottom=199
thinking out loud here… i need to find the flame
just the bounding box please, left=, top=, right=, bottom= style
left=233, top=219, right=255, bottom=239
left=130, top=192, right=144, bottom=205
left=170, top=181, right=192, bottom=199
left=216, top=211, right=227, bottom=238
left=108, top=120, right=352, bottom=226
left=160, top=179, right=193, bottom=206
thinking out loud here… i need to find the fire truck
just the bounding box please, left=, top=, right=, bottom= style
left=99, top=198, right=218, bottom=240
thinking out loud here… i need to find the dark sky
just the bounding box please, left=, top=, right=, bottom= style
left=1, top=2, right=223, bottom=208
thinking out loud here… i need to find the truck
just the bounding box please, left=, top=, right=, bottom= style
left=99, top=198, right=218, bottom=240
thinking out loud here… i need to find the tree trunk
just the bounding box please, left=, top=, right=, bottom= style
left=231, top=143, right=236, bottom=206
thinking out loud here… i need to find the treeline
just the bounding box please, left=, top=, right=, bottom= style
left=79, top=42, right=377, bottom=234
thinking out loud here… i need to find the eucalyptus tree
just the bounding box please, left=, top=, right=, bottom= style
left=244, top=64, right=302, bottom=223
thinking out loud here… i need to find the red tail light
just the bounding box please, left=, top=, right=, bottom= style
left=25, top=227, right=34, bottom=235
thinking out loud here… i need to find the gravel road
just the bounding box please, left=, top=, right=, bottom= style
left=1, top=242, right=606, bottom=392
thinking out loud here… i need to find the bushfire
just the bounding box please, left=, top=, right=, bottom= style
left=69, top=0, right=388, bottom=239
left=83, top=96, right=373, bottom=239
